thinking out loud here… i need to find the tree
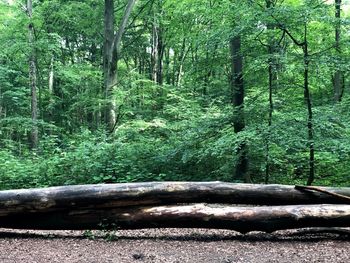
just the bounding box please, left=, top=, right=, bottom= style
left=26, top=0, right=38, bottom=149
left=103, top=0, right=137, bottom=132
left=261, top=0, right=285, bottom=184
left=150, top=0, right=165, bottom=85
left=334, top=0, right=343, bottom=102
left=278, top=17, right=315, bottom=185
left=1, top=0, right=350, bottom=189
left=230, top=35, right=250, bottom=183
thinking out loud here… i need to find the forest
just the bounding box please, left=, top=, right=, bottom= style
left=0, top=0, right=349, bottom=190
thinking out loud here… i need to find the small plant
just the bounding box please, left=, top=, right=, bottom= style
left=83, top=230, right=95, bottom=240
left=98, top=220, right=119, bottom=241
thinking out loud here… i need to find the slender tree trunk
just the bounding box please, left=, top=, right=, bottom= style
left=334, top=0, right=343, bottom=102
left=103, top=0, right=116, bottom=132
left=265, top=58, right=274, bottom=184
left=48, top=56, right=54, bottom=95
left=27, top=0, right=38, bottom=149
left=103, top=0, right=137, bottom=133
left=151, top=22, right=158, bottom=82
left=282, top=22, right=315, bottom=185
left=304, top=41, right=315, bottom=186
left=176, top=38, right=188, bottom=86
left=203, top=48, right=210, bottom=95
left=151, top=23, right=163, bottom=85
left=156, top=27, right=164, bottom=86
left=47, top=56, right=55, bottom=122
left=164, top=47, right=170, bottom=84
left=265, top=0, right=278, bottom=184
left=171, top=49, right=177, bottom=86
left=230, top=36, right=250, bottom=183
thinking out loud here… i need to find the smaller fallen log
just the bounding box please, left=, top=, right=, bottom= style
left=0, top=204, right=349, bottom=233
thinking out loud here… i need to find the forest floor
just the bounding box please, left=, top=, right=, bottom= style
left=0, top=228, right=349, bottom=263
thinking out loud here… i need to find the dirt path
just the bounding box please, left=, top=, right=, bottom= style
left=0, top=228, right=349, bottom=263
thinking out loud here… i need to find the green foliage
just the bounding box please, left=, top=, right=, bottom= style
left=0, top=0, right=350, bottom=190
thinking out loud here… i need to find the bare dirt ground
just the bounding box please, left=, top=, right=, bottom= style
left=0, top=228, right=349, bottom=263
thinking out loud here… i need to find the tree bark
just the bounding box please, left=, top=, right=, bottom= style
left=151, top=23, right=164, bottom=85
left=302, top=29, right=315, bottom=186
left=265, top=0, right=277, bottom=184
left=0, top=204, right=349, bottom=232
left=1, top=182, right=350, bottom=217
left=230, top=36, right=250, bottom=183
left=103, top=0, right=116, bottom=132
left=103, top=0, right=137, bottom=132
left=175, top=38, right=188, bottom=86
left=164, top=47, right=171, bottom=84
left=282, top=23, right=315, bottom=186
left=334, top=0, right=343, bottom=102
left=27, top=0, right=38, bottom=149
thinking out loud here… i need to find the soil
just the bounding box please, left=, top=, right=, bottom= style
left=0, top=228, right=349, bottom=263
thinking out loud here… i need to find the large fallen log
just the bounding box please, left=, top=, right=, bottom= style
left=1, top=182, right=350, bottom=216
left=0, top=204, right=349, bottom=232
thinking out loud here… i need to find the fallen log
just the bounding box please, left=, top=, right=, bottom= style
left=1, top=182, right=350, bottom=216
left=0, top=204, right=349, bottom=232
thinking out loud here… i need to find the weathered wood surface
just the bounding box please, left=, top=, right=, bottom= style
left=1, top=204, right=349, bottom=232
left=1, top=182, right=350, bottom=217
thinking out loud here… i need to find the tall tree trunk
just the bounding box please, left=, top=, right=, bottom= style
left=103, top=0, right=116, bottom=132
left=27, top=0, right=38, bottom=149
left=151, top=22, right=158, bottom=82
left=151, top=23, right=163, bottom=85
left=265, top=0, right=279, bottom=184
left=334, top=0, right=343, bottom=102
left=103, top=0, right=137, bottom=133
left=172, top=49, right=177, bottom=86
left=175, top=38, right=188, bottom=86
left=282, top=22, right=315, bottom=185
left=265, top=53, right=275, bottom=184
left=48, top=56, right=54, bottom=95
left=47, top=56, right=55, bottom=123
left=230, top=36, right=250, bottom=183
left=304, top=41, right=315, bottom=186
left=156, top=27, right=164, bottom=86
left=164, top=47, right=171, bottom=84
left=203, top=48, right=210, bottom=95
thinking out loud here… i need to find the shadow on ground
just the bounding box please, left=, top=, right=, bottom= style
left=0, top=228, right=349, bottom=242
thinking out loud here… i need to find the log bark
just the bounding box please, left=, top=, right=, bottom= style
left=1, top=182, right=350, bottom=217
left=0, top=204, right=349, bottom=233
left=27, top=0, right=39, bottom=149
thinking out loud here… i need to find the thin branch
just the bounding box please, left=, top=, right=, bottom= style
left=309, top=44, right=336, bottom=57
left=277, top=30, right=286, bottom=45
left=251, top=1, right=305, bottom=46
left=112, top=0, right=138, bottom=55
left=281, top=28, right=305, bottom=47
left=127, top=0, right=154, bottom=30
left=295, top=185, right=350, bottom=203
left=255, top=29, right=269, bottom=47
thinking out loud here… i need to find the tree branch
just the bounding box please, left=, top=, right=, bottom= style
left=112, top=0, right=138, bottom=55
left=295, top=185, right=350, bottom=203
